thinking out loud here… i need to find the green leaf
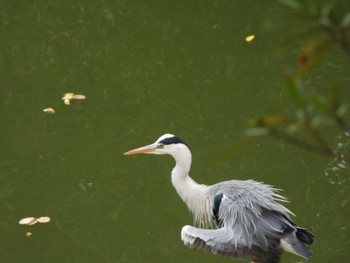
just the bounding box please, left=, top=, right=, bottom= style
left=296, top=38, right=334, bottom=78
left=329, top=86, right=340, bottom=114
left=248, top=115, right=291, bottom=127
left=341, top=12, right=350, bottom=28
left=277, top=0, right=303, bottom=10
left=320, top=1, right=335, bottom=19
left=277, top=0, right=320, bottom=15
left=285, top=77, right=306, bottom=109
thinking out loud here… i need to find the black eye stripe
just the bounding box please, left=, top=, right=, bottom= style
left=159, top=137, right=188, bottom=146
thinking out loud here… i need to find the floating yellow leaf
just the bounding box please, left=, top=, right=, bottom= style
left=62, top=93, right=74, bottom=105
left=37, top=216, right=51, bottom=223
left=43, top=108, right=55, bottom=114
left=62, top=93, right=75, bottom=100
left=245, top=35, right=255, bottom=42
left=19, top=217, right=37, bottom=225
left=25, top=232, right=32, bottom=237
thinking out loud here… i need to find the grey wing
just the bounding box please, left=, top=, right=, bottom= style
left=228, top=201, right=314, bottom=260
left=181, top=225, right=234, bottom=255
left=181, top=180, right=313, bottom=261
left=181, top=224, right=282, bottom=262
left=217, top=181, right=295, bottom=250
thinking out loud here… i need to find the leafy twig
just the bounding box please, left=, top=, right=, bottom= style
left=267, top=127, right=350, bottom=160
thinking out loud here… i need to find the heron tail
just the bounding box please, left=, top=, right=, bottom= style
left=281, top=228, right=314, bottom=260
left=296, top=227, right=314, bottom=245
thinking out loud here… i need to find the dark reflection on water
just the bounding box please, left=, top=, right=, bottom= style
left=1, top=0, right=349, bottom=262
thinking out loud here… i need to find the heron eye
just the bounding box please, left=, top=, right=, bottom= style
left=158, top=144, right=165, bottom=149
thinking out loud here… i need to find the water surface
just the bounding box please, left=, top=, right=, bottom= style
left=1, top=1, right=349, bottom=262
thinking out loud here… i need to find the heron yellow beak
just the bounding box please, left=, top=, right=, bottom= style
left=123, top=144, right=157, bottom=155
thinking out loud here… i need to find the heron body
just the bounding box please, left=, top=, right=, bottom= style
left=124, top=134, right=314, bottom=263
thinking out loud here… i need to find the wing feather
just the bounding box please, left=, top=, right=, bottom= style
left=181, top=180, right=313, bottom=261
left=213, top=180, right=295, bottom=250
left=181, top=225, right=282, bottom=262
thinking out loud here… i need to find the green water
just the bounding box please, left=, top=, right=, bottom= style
left=1, top=1, right=349, bottom=262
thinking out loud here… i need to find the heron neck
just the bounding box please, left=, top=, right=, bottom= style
left=170, top=147, right=195, bottom=196
left=170, top=149, right=211, bottom=224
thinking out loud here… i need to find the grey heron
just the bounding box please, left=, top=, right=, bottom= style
left=124, top=134, right=314, bottom=263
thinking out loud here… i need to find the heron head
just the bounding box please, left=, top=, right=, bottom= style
left=123, top=134, right=188, bottom=156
